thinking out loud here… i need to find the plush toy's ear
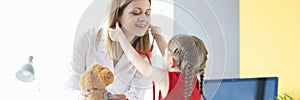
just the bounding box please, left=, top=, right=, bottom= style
left=99, top=67, right=114, bottom=86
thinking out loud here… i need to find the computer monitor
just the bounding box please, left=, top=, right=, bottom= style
left=204, top=77, right=278, bottom=100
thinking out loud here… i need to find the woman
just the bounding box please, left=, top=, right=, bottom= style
left=65, top=0, right=166, bottom=100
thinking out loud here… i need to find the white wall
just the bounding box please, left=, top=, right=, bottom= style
left=0, top=0, right=91, bottom=99
left=174, top=0, right=239, bottom=79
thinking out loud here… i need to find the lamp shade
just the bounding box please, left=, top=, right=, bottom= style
left=16, top=56, right=35, bottom=82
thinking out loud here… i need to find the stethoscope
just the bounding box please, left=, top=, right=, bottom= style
left=134, top=34, right=155, bottom=64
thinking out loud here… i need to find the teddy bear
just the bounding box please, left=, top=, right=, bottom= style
left=80, top=63, right=114, bottom=100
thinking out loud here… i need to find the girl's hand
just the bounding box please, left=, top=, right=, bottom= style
left=149, top=24, right=161, bottom=35
left=109, top=22, right=125, bottom=42
left=149, top=24, right=166, bottom=56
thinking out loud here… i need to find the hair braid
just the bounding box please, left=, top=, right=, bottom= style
left=184, top=62, right=193, bottom=100
left=199, top=70, right=206, bottom=100
left=174, top=48, right=194, bottom=100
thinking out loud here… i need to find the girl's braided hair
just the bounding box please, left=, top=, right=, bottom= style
left=167, top=34, right=208, bottom=100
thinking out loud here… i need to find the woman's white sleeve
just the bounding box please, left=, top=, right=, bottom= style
left=64, top=30, right=91, bottom=100
left=124, top=87, right=139, bottom=100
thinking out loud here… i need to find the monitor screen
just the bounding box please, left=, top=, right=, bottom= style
left=204, top=77, right=278, bottom=100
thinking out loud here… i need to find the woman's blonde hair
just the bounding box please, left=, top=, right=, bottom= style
left=98, top=0, right=152, bottom=60
left=167, top=34, right=208, bottom=100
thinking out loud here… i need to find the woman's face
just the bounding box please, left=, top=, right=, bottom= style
left=119, top=0, right=151, bottom=37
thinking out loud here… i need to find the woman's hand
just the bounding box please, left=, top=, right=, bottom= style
left=109, top=94, right=127, bottom=100
left=79, top=91, right=87, bottom=100
left=109, top=22, right=126, bottom=42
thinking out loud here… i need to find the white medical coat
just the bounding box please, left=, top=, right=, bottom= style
left=64, top=28, right=156, bottom=100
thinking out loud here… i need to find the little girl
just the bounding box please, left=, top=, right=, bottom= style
left=109, top=23, right=208, bottom=100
